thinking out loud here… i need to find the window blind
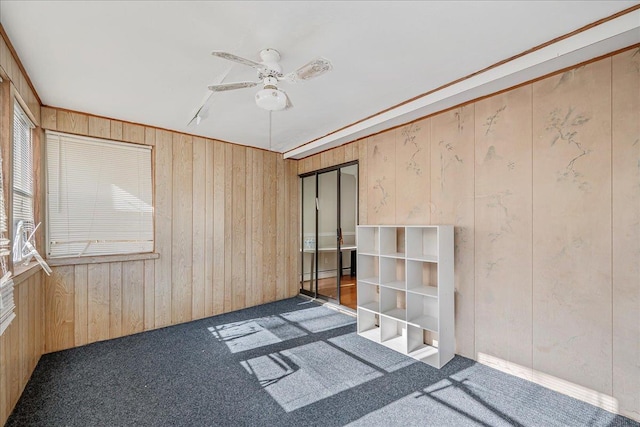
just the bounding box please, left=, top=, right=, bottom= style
left=1, top=101, right=23, bottom=335
left=0, top=156, right=13, bottom=335
left=46, top=131, right=153, bottom=258
left=0, top=271, right=15, bottom=336
left=12, top=102, right=35, bottom=263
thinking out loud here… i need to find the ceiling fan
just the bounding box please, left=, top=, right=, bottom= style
left=207, top=48, right=333, bottom=112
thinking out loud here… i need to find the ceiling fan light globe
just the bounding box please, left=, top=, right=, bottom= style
left=255, top=88, right=287, bottom=111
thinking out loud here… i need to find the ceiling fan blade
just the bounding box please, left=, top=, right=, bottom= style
left=187, top=65, right=233, bottom=126
left=208, top=81, right=258, bottom=92
left=284, top=57, right=333, bottom=83
left=211, top=51, right=263, bottom=70
left=283, top=91, right=293, bottom=110
left=188, top=66, right=232, bottom=126
left=187, top=104, right=204, bottom=126
left=188, top=91, right=214, bottom=126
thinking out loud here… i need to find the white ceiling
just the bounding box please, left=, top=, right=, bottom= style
left=0, top=1, right=638, bottom=157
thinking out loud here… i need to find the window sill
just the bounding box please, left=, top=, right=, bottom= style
left=46, top=252, right=160, bottom=267
left=13, top=261, right=42, bottom=285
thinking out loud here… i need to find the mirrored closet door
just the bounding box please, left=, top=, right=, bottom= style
left=300, top=162, right=358, bottom=308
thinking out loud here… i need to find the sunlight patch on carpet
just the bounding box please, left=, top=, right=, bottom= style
left=328, top=332, right=416, bottom=373
left=280, top=306, right=355, bottom=333
left=208, top=316, right=307, bottom=353
left=241, top=340, right=381, bottom=412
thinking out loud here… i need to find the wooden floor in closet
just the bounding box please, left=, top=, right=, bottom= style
left=302, top=275, right=357, bottom=310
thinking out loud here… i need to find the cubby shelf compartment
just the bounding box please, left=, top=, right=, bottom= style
left=407, top=285, right=438, bottom=298
left=407, top=326, right=440, bottom=366
left=357, top=254, right=379, bottom=285
left=406, top=226, right=439, bottom=262
left=357, top=226, right=379, bottom=255
left=380, top=287, right=406, bottom=321
left=380, top=316, right=407, bottom=354
left=356, top=224, right=454, bottom=369
left=379, top=257, right=405, bottom=290
left=407, top=294, right=439, bottom=332
left=357, top=308, right=380, bottom=343
left=379, top=226, right=405, bottom=258
left=357, top=282, right=380, bottom=313
left=406, top=260, right=438, bottom=297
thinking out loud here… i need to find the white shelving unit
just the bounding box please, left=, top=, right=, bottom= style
left=356, top=225, right=454, bottom=369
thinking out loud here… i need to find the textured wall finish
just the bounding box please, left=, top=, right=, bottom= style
left=532, top=54, right=612, bottom=397
left=474, top=85, right=533, bottom=372
left=611, top=47, right=640, bottom=422
left=298, top=47, right=640, bottom=421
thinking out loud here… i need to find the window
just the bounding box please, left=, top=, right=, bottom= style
left=12, top=102, right=36, bottom=265
left=46, top=131, right=153, bottom=258
left=0, top=98, right=15, bottom=335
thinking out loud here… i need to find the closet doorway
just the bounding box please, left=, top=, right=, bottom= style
left=300, top=162, right=358, bottom=309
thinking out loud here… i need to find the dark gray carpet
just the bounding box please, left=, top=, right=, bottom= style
left=7, top=297, right=639, bottom=427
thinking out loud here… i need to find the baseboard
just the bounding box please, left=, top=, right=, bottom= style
left=475, top=352, right=637, bottom=422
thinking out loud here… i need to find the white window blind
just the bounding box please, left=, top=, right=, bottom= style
left=0, top=79, right=19, bottom=336
left=0, top=272, right=15, bottom=335
left=12, top=102, right=35, bottom=264
left=1, top=111, right=14, bottom=334
left=46, top=131, right=153, bottom=258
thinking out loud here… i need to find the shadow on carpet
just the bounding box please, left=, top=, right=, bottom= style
left=7, top=297, right=639, bottom=427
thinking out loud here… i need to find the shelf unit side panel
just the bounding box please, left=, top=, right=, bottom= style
left=437, top=225, right=455, bottom=362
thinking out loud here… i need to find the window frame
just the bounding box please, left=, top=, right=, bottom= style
left=11, top=100, right=36, bottom=266
left=44, top=131, right=155, bottom=259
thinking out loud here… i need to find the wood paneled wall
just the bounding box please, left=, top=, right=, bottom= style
left=0, top=28, right=47, bottom=427
left=0, top=30, right=40, bottom=127
left=0, top=273, right=45, bottom=426
left=298, top=47, right=640, bottom=422
left=40, top=108, right=300, bottom=353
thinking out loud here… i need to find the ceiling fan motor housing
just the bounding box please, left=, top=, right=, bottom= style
left=258, top=48, right=283, bottom=78
left=262, top=76, right=278, bottom=90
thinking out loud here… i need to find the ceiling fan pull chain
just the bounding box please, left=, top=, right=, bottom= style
left=269, top=110, right=272, bottom=151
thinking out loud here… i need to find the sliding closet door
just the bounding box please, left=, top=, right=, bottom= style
left=339, top=164, right=358, bottom=307
left=301, top=175, right=317, bottom=294
left=316, top=170, right=339, bottom=300
left=299, top=161, right=358, bottom=306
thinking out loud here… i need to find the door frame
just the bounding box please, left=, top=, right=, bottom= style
left=299, top=160, right=358, bottom=303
